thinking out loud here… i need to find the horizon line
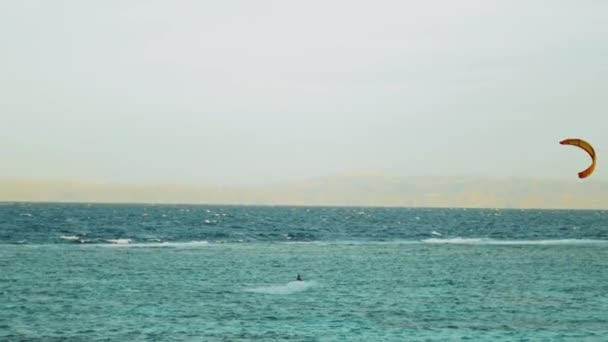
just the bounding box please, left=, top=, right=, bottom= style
left=2, top=200, right=606, bottom=211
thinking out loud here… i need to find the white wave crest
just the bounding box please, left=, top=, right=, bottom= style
left=60, top=235, right=80, bottom=241
left=280, top=240, right=419, bottom=246
left=244, top=280, right=316, bottom=295
left=102, top=240, right=210, bottom=248
left=421, top=238, right=608, bottom=246
left=106, top=238, right=132, bottom=244
left=60, top=235, right=84, bottom=243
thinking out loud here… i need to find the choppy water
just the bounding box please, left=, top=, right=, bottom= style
left=1, top=203, right=607, bottom=341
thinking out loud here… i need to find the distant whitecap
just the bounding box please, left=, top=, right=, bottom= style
left=106, top=239, right=132, bottom=244
left=244, top=281, right=316, bottom=295
left=102, top=240, right=209, bottom=248
left=422, top=238, right=608, bottom=246
left=60, top=235, right=83, bottom=243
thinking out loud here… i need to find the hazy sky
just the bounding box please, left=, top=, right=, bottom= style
left=2, top=1, right=607, bottom=185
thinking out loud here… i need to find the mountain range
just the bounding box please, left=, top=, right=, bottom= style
left=1, top=175, right=606, bottom=209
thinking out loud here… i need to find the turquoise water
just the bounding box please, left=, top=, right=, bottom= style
left=1, top=204, right=608, bottom=340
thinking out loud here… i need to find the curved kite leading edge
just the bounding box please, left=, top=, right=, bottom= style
left=560, top=138, right=596, bottom=179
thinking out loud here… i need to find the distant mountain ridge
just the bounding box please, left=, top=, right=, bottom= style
left=1, top=175, right=606, bottom=209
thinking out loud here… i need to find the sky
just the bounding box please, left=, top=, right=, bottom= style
left=1, top=1, right=607, bottom=186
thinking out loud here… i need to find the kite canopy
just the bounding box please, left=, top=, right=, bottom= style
left=560, top=138, right=596, bottom=179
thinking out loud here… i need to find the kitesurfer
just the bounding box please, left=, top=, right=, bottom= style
left=296, top=274, right=302, bottom=281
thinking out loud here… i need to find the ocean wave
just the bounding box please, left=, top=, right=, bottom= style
left=106, top=238, right=132, bottom=245
left=243, top=280, right=316, bottom=295
left=100, top=240, right=210, bottom=248
left=10, top=238, right=608, bottom=248
left=60, top=235, right=83, bottom=243
left=6, top=240, right=28, bottom=245
left=279, top=240, right=419, bottom=246
left=421, top=238, right=608, bottom=246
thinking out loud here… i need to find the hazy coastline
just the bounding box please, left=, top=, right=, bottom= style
left=2, top=175, right=606, bottom=209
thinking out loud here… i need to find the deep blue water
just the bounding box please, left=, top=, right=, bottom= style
left=2, top=203, right=607, bottom=244
left=1, top=203, right=608, bottom=341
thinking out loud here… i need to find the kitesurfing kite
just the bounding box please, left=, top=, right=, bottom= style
left=560, top=138, right=596, bottom=179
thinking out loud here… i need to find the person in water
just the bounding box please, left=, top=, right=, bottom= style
left=296, top=274, right=302, bottom=281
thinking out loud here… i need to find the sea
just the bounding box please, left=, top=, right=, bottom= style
left=1, top=203, right=607, bottom=341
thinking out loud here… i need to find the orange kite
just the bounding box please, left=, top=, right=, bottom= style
left=560, top=138, right=596, bottom=179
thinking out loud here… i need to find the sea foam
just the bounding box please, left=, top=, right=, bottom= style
left=106, top=239, right=132, bottom=244
left=421, top=238, right=608, bottom=245
left=244, top=281, right=316, bottom=295
left=60, top=235, right=82, bottom=242
left=102, top=240, right=210, bottom=248
left=59, top=235, right=96, bottom=244
left=280, top=240, right=419, bottom=246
